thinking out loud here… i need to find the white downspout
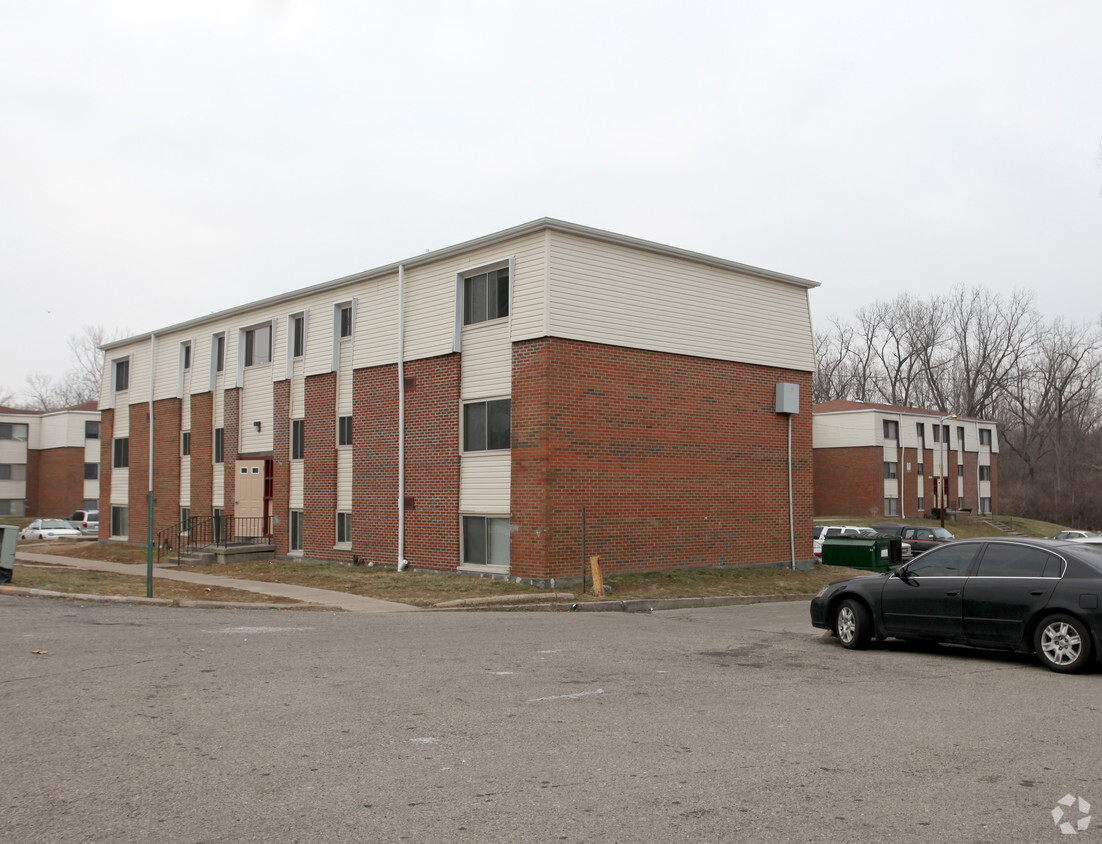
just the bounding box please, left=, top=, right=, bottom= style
left=787, top=413, right=795, bottom=570
left=397, top=265, right=406, bottom=570
left=146, top=333, right=156, bottom=597
left=898, top=411, right=905, bottom=518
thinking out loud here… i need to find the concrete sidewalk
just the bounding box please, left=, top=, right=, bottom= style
left=14, top=551, right=418, bottom=613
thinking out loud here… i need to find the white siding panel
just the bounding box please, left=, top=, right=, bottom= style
left=547, top=231, right=815, bottom=371
left=114, top=403, right=130, bottom=437
left=213, top=470, right=224, bottom=507
left=181, top=392, right=191, bottom=430
left=213, top=381, right=225, bottom=427
left=291, top=364, right=305, bottom=418
left=179, top=458, right=191, bottom=506
left=83, top=478, right=98, bottom=502
left=811, top=413, right=873, bottom=449
left=289, top=461, right=304, bottom=508
left=337, top=344, right=353, bottom=415
left=111, top=467, right=128, bottom=504
left=460, top=453, right=511, bottom=511
left=0, top=480, right=24, bottom=498
left=461, top=320, right=511, bottom=399
left=354, top=274, right=399, bottom=370
left=239, top=368, right=274, bottom=454
left=84, top=440, right=98, bottom=462
left=337, top=448, right=352, bottom=510
left=0, top=442, right=26, bottom=464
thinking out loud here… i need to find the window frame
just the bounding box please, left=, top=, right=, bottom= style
left=462, top=398, right=511, bottom=452
left=884, top=461, right=898, bottom=480
left=291, top=419, right=305, bottom=460
left=113, top=437, right=129, bottom=469
left=337, top=415, right=353, bottom=447
left=85, top=420, right=100, bottom=440
left=453, top=258, right=514, bottom=352
left=979, top=465, right=991, bottom=481
left=336, top=511, right=352, bottom=547
left=214, top=428, right=224, bottom=464
left=883, top=497, right=899, bottom=516
left=461, top=514, right=511, bottom=568
left=882, top=419, right=898, bottom=441
left=84, top=462, right=98, bottom=480
left=243, top=322, right=273, bottom=369
left=0, top=423, right=28, bottom=441
left=979, top=428, right=992, bottom=446
left=110, top=505, right=129, bottom=538
left=181, top=431, right=191, bottom=457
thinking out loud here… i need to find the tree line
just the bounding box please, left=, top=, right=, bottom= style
left=0, top=325, right=122, bottom=411
left=815, top=286, right=1102, bottom=528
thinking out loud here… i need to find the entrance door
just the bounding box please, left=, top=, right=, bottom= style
left=234, top=459, right=266, bottom=524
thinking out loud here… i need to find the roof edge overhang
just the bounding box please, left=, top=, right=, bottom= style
left=102, top=218, right=822, bottom=352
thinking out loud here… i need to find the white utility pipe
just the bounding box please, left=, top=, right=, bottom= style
left=397, top=265, right=406, bottom=568
left=788, top=413, right=795, bottom=570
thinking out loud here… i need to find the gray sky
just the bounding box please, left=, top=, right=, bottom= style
left=3, top=0, right=1100, bottom=400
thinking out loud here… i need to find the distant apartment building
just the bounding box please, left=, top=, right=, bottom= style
left=98, top=218, right=820, bottom=582
left=0, top=401, right=101, bottom=518
left=813, top=400, right=998, bottom=518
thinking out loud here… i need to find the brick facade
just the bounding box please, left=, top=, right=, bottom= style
left=26, top=447, right=84, bottom=516
left=98, top=409, right=113, bottom=539
left=302, top=372, right=339, bottom=560
left=511, top=338, right=814, bottom=581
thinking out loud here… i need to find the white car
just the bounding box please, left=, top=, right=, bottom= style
left=19, top=519, right=83, bottom=541
left=1051, top=530, right=1099, bottom=541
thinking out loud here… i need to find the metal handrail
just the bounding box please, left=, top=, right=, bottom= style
left=156, top=515, right=272, bottom=565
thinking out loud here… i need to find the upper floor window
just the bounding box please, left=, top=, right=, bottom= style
left=214, top=333, right=226, bottom=373
left=979, top=428, right=992, bottom=446
left=957, top=426, right=965, bottom=447
left=181, top=431, right=191, bottom=457
left=979, top=465, right=991, bottom=481
left=338, top=415, right=353, bottom=446
left=0, top=464, right=27, bottom=481
left=214, top=428, right=225, bottom=464
left=113, top=358, right=130, bottom=393
left=463, top=399, right=511, bottom=452
left=883, top=461, right=898, bottom=480
left=917, top=462, right=925, bottom=475
left=0, top=422, right=28, bottom=441
left=182, top=342, right=192, bottom=370
left=292, top=314, right=306, bottom=358
left=85, top=420, right=100, bottom=439
left=291, top=420, right=305, bottom=460
left=113, top=437, right=129, bottom=469
left=915, top=422, right=925, bottom=444
left=957, top=464, right=965, bottom=477
left=882, top=419, right=898, bottom=441
left=339, top=304, right=353, bottom=339
left=244, top=324, right=272, bottom=367
left=463, top=267, right=510, bottom=326
left=932, top=424, right=949, bottom=444
left=84, top=462, right=99, bottom=480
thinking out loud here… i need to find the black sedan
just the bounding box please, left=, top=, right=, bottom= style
left=810, top=537, right=1102, bottom=672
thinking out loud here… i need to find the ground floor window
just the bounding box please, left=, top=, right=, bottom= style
left=290, top=510, right=304, bottom=552
left=883, top=498, right=899, bottom=516
left=980, top=497, right=992, bottom=514
left=916, top=497, right=924, bottom=512
left=336, top=512, right=351, bottom=546
left=462, top=515, right=510, bottom=566
left=0, top=499, right=25, bottom=517
left=111, top=506, right=129, bottom=537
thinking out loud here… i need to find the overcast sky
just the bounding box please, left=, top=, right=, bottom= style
left=2, top=0, right=1100, bottom=400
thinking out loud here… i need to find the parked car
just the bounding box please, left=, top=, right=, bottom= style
left=1049, top=530, right=1099, bottom=541
left=67, top=509, right=99, bottom=535
left=810, top=537, right=1102, bottom=672
left=813, top=525, right=864, bottom=560
left=19, top=519, right=83, bottom=541
left=872, top=523, right=955, bottom=555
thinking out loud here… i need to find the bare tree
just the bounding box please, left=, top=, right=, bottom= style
left=16, top=325, right=126, bottom=410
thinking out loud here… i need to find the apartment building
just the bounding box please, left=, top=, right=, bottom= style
left=0, top=401, right=101, bottom=518
left=813, top=400, right=998, bottom=518
left=99, top=219, right=819, bottom=583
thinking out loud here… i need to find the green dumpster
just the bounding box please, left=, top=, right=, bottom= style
left=821, top=536, right=903, bottom=571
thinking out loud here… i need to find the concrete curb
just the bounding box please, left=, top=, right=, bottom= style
left=433, top=592, right=575, bottom=608
left=431, top=593, right=815, bottom=612
left=0, top=584, right=335, bottom=611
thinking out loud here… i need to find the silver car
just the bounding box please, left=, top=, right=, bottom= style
left=67, top=509, right=99, bottom=535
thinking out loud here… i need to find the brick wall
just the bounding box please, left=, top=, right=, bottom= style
left=813, top=447, right=886, bottom=518
left=190, top=393, right=213, bottom=518
left=125, top=399, right=182, bottom=543
left=510, top=337, right=814, bottom=582
left=351, top=363, right=399, bottom=566
left=128, top=403, right=148, bottom=543
left=32, top=447, right=87, bottom=517
left=223, top=388, right=240, bottom=524
left=303, top=372, right=339, bottom=560
left=397, top=354, right=460, bottom=570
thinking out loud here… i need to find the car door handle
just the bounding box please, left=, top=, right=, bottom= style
left=1030, top=591, right=1044, bottom=596
left=945, top=591, right=959, bottom=596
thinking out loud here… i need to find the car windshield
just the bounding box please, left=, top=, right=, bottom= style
left=41, top=519, right=72, bottom=529
left=931, top=528, right=955, bottom=540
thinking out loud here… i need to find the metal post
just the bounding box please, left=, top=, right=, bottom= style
left=581, top=505, right=586, bottom=595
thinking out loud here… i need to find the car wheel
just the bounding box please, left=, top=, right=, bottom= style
left=1034, top=614, right=1093, bottom=673
left=834, top=598, right=872, bottom=650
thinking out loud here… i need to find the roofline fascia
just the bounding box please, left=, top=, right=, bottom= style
left=102, top=218, right=822, bottom=352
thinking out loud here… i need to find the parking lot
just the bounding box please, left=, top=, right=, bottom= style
left=2, top=596, right=1099, bottom=842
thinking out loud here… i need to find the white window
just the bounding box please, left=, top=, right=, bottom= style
left=979, top=465, right=991, bottom=481
left=463, top=516, right=510, bottom=566
left=182, top=341, right=192, bottom=370
left=290, top=510, right=304, bottom=552
left=339, top=304, right=353, bottom=338
left=917, top=497, right=925, bottom=512
left=292, top=313, right=306, bottom=357
left=0, top=423, right=28, bottom=441
left=112, top=357, right=130, bottom=399
left=338, top=416, right=353, bottom=446
left=979, top=428, right=992, bottom=446
left=0, top=464, right=27, bottom=481
left=336, top=512, right=351, bottom=546
left=244, top=324, right=272, bottom=367
left=884, top=498, right=899, bottom=516
left=463, top=267, right=510, bottom=326
left=882, top=419, right=898, bottom=440
left=111, top=506, right=129, bottom=538
left=883, top=461, right=898, bottom=480
left=463, top=399, right=511, bottom=451
left=980, top=497, right=992, bottom=514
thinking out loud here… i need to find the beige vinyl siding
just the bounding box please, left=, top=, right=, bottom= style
left=181, top=390, right=191, bottom=430
left=353, top=275, right=399, bottom=370
left=460, top=452, right=511, bottom=512
left=180, top=458, right=191, bottom=507
left=111, top=468, right=128, bottom=507
left=460, top=319, right=511, bottom=399
left=213, top=382, right=225, bottom=428
left=337, top=344, right=353, bottom=416
left=546, top=231, right=815, bottom=372
left=336, top=448, right=352, bottom=511
left=83, top=439, right=98, bottom=464
left=213, top=469, right=224, bottom=508
left=239, top=368, right=274, bottom=454
left=811, top=413, right=874, bottom=449
left=291, top=360, right=306, bottom=417
left=0, top=480, right=23, bottom=499
left=0, top=440, right=25, bottom=465
left=289, top=461, right=304, bottom=509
